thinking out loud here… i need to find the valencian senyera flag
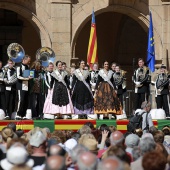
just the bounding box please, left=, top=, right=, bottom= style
left=87, top=10, right=98, bottom=69
left=147, top=11, right=155, bottom=72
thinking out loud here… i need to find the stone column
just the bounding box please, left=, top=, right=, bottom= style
left=162, top=0, right=170, bottom=68
left=48, top=0, right=72, bottom=66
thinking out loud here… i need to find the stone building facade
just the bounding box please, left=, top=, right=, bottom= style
left=0, top=0, right=169, bottom=90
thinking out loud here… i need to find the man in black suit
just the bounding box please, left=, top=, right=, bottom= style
left=113, top=65, right=126, bottom=107
left=155, top=65, right=170, bottom=117
left=16, top=55, right=32, bottom=119
left=4, top=59, right=17, bottom=119
left=133, top=58, right=150, bottom=110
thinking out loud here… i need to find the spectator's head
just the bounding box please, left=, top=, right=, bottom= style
left=81, top=138, right=98, bottom=155
left=125, top=134, right=139, bottom=148
left=70, top=144, right=88, bottom=163
left=51, top=130, right=66, bottom=144
left=29, top=131, right=47, bottom=151
left=79, top=125, right=91, bottom=135
left=44, top=155, right=66, bottom=170
left=155, top=143, right=168, bottom=158
left=15, top=129, right=24, bottom=138
left=141, top=133, right=154, bottom=140
left=7, top=138, right=28, bottom=150
left=162, top=126, right=170, bottom=136
left=110, top=131, right=124, bottom=147
left=139, top=137, right=156, bottom=156
left=153, top=130, right=164, bottom=143
left=48, top=144, right=66, bottom=157
left=0, top=145, right=34, bottom=170
left=100, top=124, right=109, bottom=132
left=97, top=156, right=124, bottom=170
left=149, top=126, right=158, bottom=136
left=142, top=151, right=167, bottom=170
left=47, top=138, right=58, bottom=149
left=27, top=127, right=47, bottom=140
left=77, top=151, right=98, bottom=170
left=106, top=146, right=131, bottom=165
left=50, top=135, right=62, bottom=144
left=71, top=132, right=81, bottom=142
left=141, top=101, right=151, bottom=112
left=7, top=123, right=16, bottom=132
left=64, top=138, right=77, bottom=154
left=1, top=127, right=15, bottom=143
left=84, top=122, right=94, bottom=130
left=79, top=134, right=96, bottom=145
left=109, top=125, right=116, bottom=133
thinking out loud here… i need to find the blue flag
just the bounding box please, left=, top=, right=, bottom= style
left=147, top=12, right=155, bottom=72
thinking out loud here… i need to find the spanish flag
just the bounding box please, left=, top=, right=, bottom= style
left=87, top=11, right=98, bottom=69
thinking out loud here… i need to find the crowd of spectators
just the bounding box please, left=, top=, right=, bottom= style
left=0, top=122, right=169, bottom=170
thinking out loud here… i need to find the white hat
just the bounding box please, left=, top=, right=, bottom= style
left=29, top=131, right=46, bottom=147
left=64, top=138, right=77, bottom=152
left=0, top=109, right=5, bottom=120
left=0, top=146, right=34, bottom=170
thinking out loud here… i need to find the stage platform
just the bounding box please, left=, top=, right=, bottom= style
left=0, top=119, right=169, bottom=133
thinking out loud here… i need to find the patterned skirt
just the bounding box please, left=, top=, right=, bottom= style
left=94, top=82, right=122, bottom=114
left=43, top=89, right=74, bottom=114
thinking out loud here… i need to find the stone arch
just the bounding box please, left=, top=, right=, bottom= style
left=72, top=2, right=162, bottom=60
left=0, top=2, right=51, bottom=47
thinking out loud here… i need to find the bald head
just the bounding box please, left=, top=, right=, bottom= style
left=77, top=151, right=97, bottom=170
left=97, top=157, right=124, bottom=170
left=44, top=155, right=66, bottom=170
left=110, top=131, right=124, bottom=146
left=49, top=145, right=66, bottom=156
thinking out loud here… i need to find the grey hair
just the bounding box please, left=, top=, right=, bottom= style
left=132, top=146, right=141, bottom=161
left=77, top=153, right=97, bottom=170
left=141, top=101, right=151, bottom=109
left=139, top=137, right=156, bottom=155
left=79, top=125, right=91, bottom=135
left=125, top=134, right=140, bottom=148
left=70, top=144, right=89, bottom=163
left=97, top=156, right=125, bottom=170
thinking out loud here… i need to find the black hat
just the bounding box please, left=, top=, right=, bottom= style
left=161, top=64, right=166, bottom=69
